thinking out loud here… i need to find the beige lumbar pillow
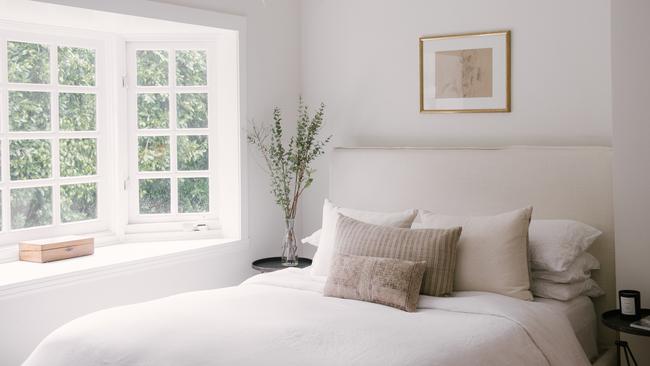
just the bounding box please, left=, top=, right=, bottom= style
left=418, top=207, right=533, bottom=300
left=324, top=253, right=426, bottom=312
left=334, top=214, right=462, bottom=297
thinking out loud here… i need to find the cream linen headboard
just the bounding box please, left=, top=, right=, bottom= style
left=329, top=146, right=615, bottom=348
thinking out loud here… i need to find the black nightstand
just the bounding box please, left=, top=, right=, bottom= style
left=602, top=309, right=650, bottom=366
left=251, top=257, right=312, bottom=273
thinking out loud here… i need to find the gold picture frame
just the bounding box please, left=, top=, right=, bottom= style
left=419, top=30, right=511, bottom=113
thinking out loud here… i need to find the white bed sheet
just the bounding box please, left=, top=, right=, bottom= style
left=23, top=268, right=591, bottom=366
left=535, top=296, right=599, bottom=361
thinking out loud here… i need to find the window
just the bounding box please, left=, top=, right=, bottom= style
left=0, top=11, right=243, bottom=258
left=0, top=31, right=106, bottom=243
left=126, top=42, right=217, bottom=223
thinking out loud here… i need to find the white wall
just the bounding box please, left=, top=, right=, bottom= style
left=299, top=0, right=613, bottom=256
left=612, top=0, right=650, bottom=364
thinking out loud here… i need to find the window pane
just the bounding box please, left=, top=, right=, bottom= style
left=178, top=177, right=209, bottom=213
left=61, top=183, right=97, bottom=223
left=176, top=50, right=207, bottom=86
left=177, top=135, right=208, bottom=170
left=138, top=136, right=170, bottom=171
left=10, top=139, right=51, bottom=180
left=9, top=91, right=51, bottom=131
left=138, top=93, right=169, bottom=129
left=60, top=138, right=96, bottom=177
left=7, top=41, right=49, bottom=84
left=139, top=178, right=170, bottom=214
left=137, top=50, right=168, bottom=86
left=58, top=46, right=96, bottom=86
left=11, top=186, right=52, bottom=229
left=60, top=93, right=96, bottom=131
left=177, top=93, right=208, bottom=128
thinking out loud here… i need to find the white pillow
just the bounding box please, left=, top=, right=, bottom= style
left=532, top=252, right=600, bottom=284
left=418, top=207, right=533, bottom=300
left=301, top=229, right=321, bottom=247
left=532, top=278, right=604, bottom=301
left=310, top=199, right=417, bottom=277
left=529, top=220, right=602, bottom=272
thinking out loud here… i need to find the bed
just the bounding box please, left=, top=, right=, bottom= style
left=25, top=268, right=591, bottom=366
left=23, top=146, right=616, bottom=365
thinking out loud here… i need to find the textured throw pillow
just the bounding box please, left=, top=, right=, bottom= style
left=324, top=253, right=426, bottom=312
left=334, top=215, right=462, bottom=296
left=528, top=220, right=602, bottom=272
left=532, top=252, right=600, bottom=284
left=418, top=207, right=533, bottom=300
left=532, top=278, right=604, bottom=301
left=310, top=199, right=418, bottom=277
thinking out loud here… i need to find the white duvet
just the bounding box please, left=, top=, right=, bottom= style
left=23, top=268, right=590, bottom=366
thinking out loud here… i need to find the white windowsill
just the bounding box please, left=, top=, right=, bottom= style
left=0, top=238, right=247, bottom=298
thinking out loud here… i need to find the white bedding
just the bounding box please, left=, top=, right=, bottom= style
left=535, top=296, right=599, bottom=361
left=24, top=268, right=591, bottom=366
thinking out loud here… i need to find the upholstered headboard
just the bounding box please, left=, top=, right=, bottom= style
left=329, top=146, right=615, bottom=348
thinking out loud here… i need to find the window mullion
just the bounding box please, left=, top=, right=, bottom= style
left=50, top=44, right=61, bottom=227
left=169, top=46, right=178, bottom=215
left=1, top=37, right=7, bottom=232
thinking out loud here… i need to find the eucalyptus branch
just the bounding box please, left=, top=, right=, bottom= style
left=248, top=98, right=331, bottom=220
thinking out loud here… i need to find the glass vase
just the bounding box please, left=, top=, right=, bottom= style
left=281, top=218, right=299, bottom=266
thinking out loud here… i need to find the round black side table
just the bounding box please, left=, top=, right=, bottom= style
left=602, top=309, right=650, bottom=366
left=251, top=257, right=312, bottom=273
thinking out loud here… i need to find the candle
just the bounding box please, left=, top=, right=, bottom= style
left=619, top=290, right=641, bottom=320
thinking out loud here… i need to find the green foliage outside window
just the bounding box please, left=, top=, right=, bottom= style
left=11, top=186, right=52, bottom=229
left=9, top=91, right=51, bottom=131
left=138, top=136, right=170, bottom=171
left=58, top=46, right=95, bottom=86
left=139, top=178, right=170, bottom=214
left=8, top=41, right=49, bottom=84
left=60, top=138, right=97, bottom=177
left=137, top=50, right=168, bottom=86
left=177, top=135, right=208, bottom=170
left=138, top=93, right=169, bottom=129
left=178, top=177, right=209, bottom=213
left=60, top=93, right=96, bottom=131
left=61, top=183, right=97, bottom=223
left=177, top=93, right=208, bottom=128
left=176, top=50, right=207, bottom=86
left=10, top=139, right=52, bottom=180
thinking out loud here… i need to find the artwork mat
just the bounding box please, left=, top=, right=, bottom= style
left=419, top=31, right=511, bottom=113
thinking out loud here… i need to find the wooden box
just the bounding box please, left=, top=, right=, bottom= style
left=19, top=236, right=94, bottom=263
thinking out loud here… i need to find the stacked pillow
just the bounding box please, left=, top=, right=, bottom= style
left=527, top=220, right=604, bottom=301
left=305, top=199, right=605, bottom=309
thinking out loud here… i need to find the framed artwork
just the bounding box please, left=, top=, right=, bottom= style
left=419, top=30, right=511, bottom=113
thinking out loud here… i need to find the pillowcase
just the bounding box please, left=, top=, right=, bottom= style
left=310, top=199, right=418, bottom=277
left=324, top=253, right=426, bottom=312
left=334, top=214, right=462, bottom=296
left=532, top=252, right=600, bottom=284
left=531, top=278, right=604, bottom=301
left=301, top=229, right=321, bottom=247
left=529, top=220, right=602, bottom=272
left=418, top=207, right=533, bottom=300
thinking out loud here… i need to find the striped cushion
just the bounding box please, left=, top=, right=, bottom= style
left=334, top=214, right=462, bottom=296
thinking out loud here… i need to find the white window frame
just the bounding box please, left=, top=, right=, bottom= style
left=125, top=40, right=219, bottom=226
left=0, top=2, right=246, bottom=261
left=0, top=26, right=110, bottom=246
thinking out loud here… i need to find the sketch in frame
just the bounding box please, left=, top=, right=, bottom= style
left=420, top=31, right=510, bottom=113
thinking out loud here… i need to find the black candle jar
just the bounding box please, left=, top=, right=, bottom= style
left=619, top=290, right=641, bottom=320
